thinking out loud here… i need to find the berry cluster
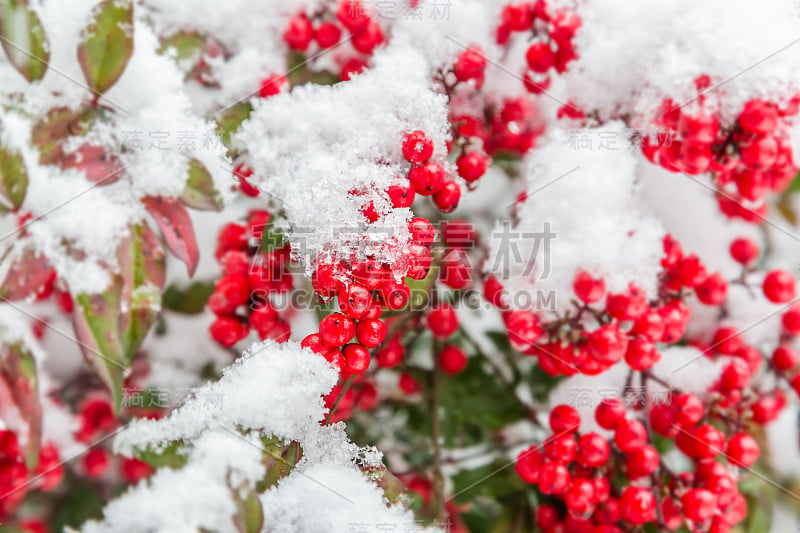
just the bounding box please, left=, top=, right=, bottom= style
left=643, top=81, right=800, bottom=222
left=394, top=130, right=462, bottom=213
left=209, top=209, right=293, bottom=348
left=451, top=97, right=544, bottom=161
left=483, top=234, right=729, bottom=378
left=517, top=402, right=754, bottom=531
left=283, top=0, right=383, bottom=82
left=0, top=429, right=63, bottom=521
left=497, top=1, right=582, bottom=95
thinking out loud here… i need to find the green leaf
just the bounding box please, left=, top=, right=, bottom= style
left=76, top=0, right=133, bottom=95
left=215, top=102, right=252, bottom=153
left=142, top=196, right=200, bottom=277
left=0, top=342, right=41, bottom=468
left=118, top=222, right=166, bottom=363
left=180, top=158, right=223, bottom=211
left=0, top=145, right=28, bottom=209
left=256, top=436, right=302, bottom=492
left=309, top=70, right=339, bottom=86
left=438, top=359, right=529, bottom=446
left=72, top=281, right=127, bottom=412
left=286, top=50, right=309, bottom=87
left=259, top=214, right=286, bottom=255
left=0, top=0, right=49, bottom=82
left=30, top=106, right=97, bottom=165
left=233, top=489, right=264, bottom=533
left=162, top=280, right=215, bottom=314
left=158, top=31, right=204, bottom=65
left=134, top=439, right=188, bottom=469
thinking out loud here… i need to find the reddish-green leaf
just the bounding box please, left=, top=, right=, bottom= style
left=180, top=158, right=223, bottom=212
left=0, top=247, right=53, bottom=300
left=72, top=280, right=126, bottom=412
left=0, top=0, right=49, bottom=82
left=0, top=342, right=40, bottom=468
left=77, top=0, right=133, bottom=95
left=118, top=222, right=166, bottom=364
left=0, top=145, right=28, bottom=210
left=143, top=196, right=200, bottom=277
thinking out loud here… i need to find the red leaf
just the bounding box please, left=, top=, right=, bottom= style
left=142, top=196, right=200, bottom=277
left=0, top=248, right=54, bottom=301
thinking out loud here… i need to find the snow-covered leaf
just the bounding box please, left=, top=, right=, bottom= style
left=0, top=144, right=28, bottom=210
left=118, top=222, right=166, bottom=363
left=180, top=158, right=223, bottom=212
left=77, top=0, right=134, bottom=95
left=0, top=0, right=49, bottom=82
left=0, top=248, right=53, bottom=300
left=143, top=196, right=200, bottom=277
left=72, top=280, right=126, bottom=412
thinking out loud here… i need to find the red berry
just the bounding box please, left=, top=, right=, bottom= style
left=595, top=398, right=625, bottom=430
left=515, top=447, right=543, bottom=484
left=739, top=135, right=778, bottom=169
left=672, top=393, right=704, bottom=427
left=208, top=274, right=251, bottom=315
left=538, top=462, right=570, bottom=494
left=398, top=372, right=420, bottom=394
left=620, top=487, right=656, bottom=525
left=324, top=348, right=346, bottom=372
left=456, top=151, right=489, bottom=182
left=283, top=14, right=314, bottom=51
left=441, top=220, right=475, bottom=248
left=695, top=272, right=728, bottom=305
left=336, top=0, right=369, bottom=32
left=351, top=260, right=386, bottom=291
left=773, top=344, right=798, bottom=371
left=234, top=164, right=259, bottom=196
left=215, top=223, right=247, bottom=259
left=258, top=75, right=288, bottom=98
left=573, top=270, right=605, bottom=303
left=377, top=336, right=404, bottom=367
left=586, top=324, right=628, bottom=364
left=614, top=419, right=647, bottom=453
left=427, top=304, right=459, bottom=339
left=301, top=333, right=329, bottom=355
left=564, top=478, right=596, bottom=517
left=439, top=345, right=468, bottom=375
left=526, top=42, right=555, bottom=73
left=386, top=180, right=415, bottom=208
left=624, top=339, right=660, bottom=371
left=409, top=162, right=445, bottom=196
left=340, top=58, right=368, bottom=80
left=378, top=279, right=410, bottom=310
left=343, top=344, right=371, bottom=374
left=678, top=254, right=708, bottom=288
left=681, top=488, right=716, bottom=522
left=402, top=130, right=434, bottom=163
left=782, top=304, right=800, bottom=334
left=738, top=99, right=778, bottom=134
left=606, top=283, right=648, bottom=320
left=726, top=432, right=760, bottom=467
left=730, top=237, right=759, bottom=265
left=409, top=217, right=437, bottom=247
left=503, top=310, right=542, bottom=351
left=338, top=283, right=372, bottom=319
left=83, top=448, right=109, bottom=478
left=121, top=457, right=152, bottom=483
left=720, top=358, right=751, bottom=391
left=352, top=20, right=383, bottom=54
left=500, top=3, right=533, bottom=31
left=319, top=313, right=356, bottom=346
left=625, top=445, right=659, bottom=479
left=209, top=316, right=249, bottom=347
left=356, top=319, right=386, bottom=348
left=763, top=269, right=796, bottom=303
left=549, top=405, right=581, bottom=434
left=630, top=310, right=665, bottom=343
left=576, top=433, right=610, bottom=467
left=690, top=424, right=725, bottom=459
left=679, top=113, right=719, bottom=143
left=453, top=48, right=486, bottom=82
left=315, top=21, right=342, bottom=48
left=432, top=181, right=461, bottom=213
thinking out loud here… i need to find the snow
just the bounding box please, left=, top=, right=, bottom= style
left=485, top=123, right=665, bottom=316
left=80, top=340, right=426, bottom=532
left=562, top=0, right=800, bottom=126
left=235, top=40, right=451, bottom=276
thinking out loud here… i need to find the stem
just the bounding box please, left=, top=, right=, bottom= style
left=323, top=375, right=356, bottom=425
left=430, top=342, right=446, bottom=523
